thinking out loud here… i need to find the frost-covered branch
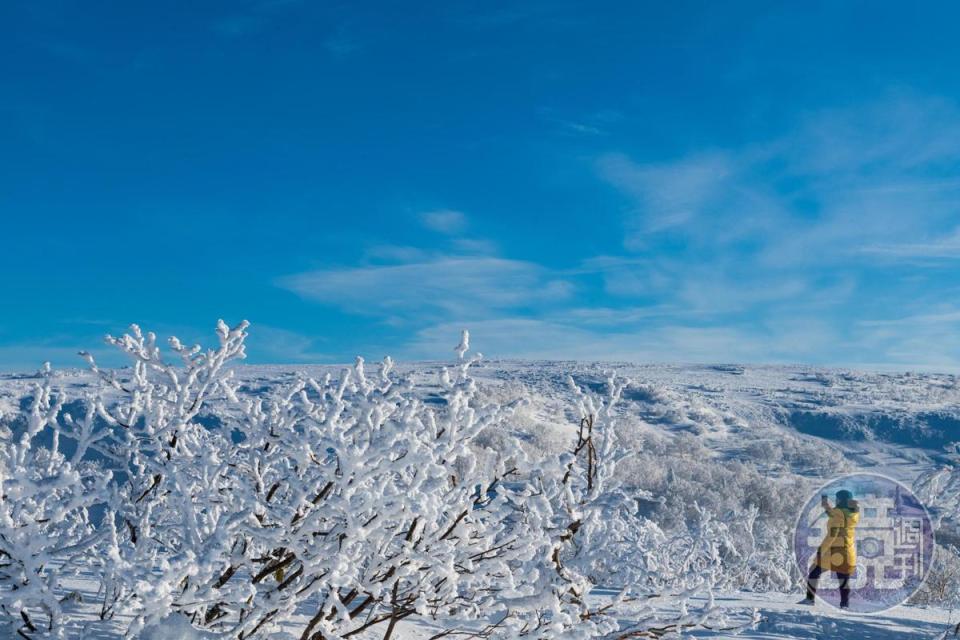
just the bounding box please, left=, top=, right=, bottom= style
left=83, top=321, right=252, bottom=637
left=0, top=365, right=113, bottom=638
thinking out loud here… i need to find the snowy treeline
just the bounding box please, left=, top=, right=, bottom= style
left=617, top=437, right=805, bottom=594
left=0, top=322, right=755, bottom=639
left=913, top=444, right=960, bottom=611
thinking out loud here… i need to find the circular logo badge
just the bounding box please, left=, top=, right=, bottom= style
left=793, top=473, right=935, bottom=613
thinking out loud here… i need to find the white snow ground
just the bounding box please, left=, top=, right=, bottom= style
left=2, top=361, right=958, bottom=639
left=312, top=591, right=959, bottom=640
left=689, top=592, right=955, bottom=639
left=41, top=579, right=960, bottom=640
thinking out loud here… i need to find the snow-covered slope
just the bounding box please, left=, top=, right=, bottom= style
left=1, top=360, right=958, bottom=639
left=690, top=592, right=955, bottom=639
left=230, top=360, right=960, bottom=445
left=30, top=581, right=960, bottom=640
left=6, top=360, right=956, bottom=458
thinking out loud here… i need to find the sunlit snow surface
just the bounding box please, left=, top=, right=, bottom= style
left=2, top=361, right=958, bottom=638
left=39, top=577, right=960, bottom=639
left=245, top=360, right=960, bottom=449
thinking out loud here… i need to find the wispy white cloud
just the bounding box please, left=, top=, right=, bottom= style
left=452, top=237, right=498, bottom=255
left=277, top=256, right=573, bottom=320
left=267, top=93, right=960, bottom=369
left=563, top=305, right=680, bottom=325
left=860, top=227, right=960, bottom=261
left=405, top=316, right=840, bottom=365
left=557, top=121, right=606, bottom=136
left=540, top=108, right=622, bottom=137
left=852, top=308, right=960, bottom=371
left=419, top=209, right=468, bottom=234
left=858, top=307, right=960, bottom=328
left=784, top=95, right=960, bottom=176
left=599, top=93, right=960, bottom=263
left=363, top=244, right=432, bottom=263
left=598, top=152, right=733, bottom=241
left=581, top=93, right=960, bottom=368
left=245, top=325, right=331, bottom=363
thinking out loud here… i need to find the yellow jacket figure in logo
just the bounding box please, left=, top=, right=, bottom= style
left=802, top=489, right=859, bottom=609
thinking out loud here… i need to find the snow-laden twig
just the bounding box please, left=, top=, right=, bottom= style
left=0, top=364, right=113, bottom=638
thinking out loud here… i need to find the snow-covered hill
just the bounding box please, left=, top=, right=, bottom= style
left=221, top=360, right=960, bottom=483
left=6, top=360, right=957, bottom=458
left=2, top=359, right=958, bottom=639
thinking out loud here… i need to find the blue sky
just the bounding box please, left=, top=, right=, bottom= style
left=3, top=2, right=960, bottom=370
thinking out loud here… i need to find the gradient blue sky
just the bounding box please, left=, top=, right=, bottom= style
left=3, top=1, right=960, bottom=370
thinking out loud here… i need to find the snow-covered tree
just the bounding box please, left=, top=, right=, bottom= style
left=915, top=442, right=960, bottom=529
left=232, top=346, right=550, bottom=639
left=0, top=365, right=113, bottom=638
left=512, top=373, right=757, bottom=639
left=80, top=320, right=253, bottom=636
left=911, top=544, right=960, bottom=608
left=915, top=442, right=960, bottom=621
left=936, top=622, right=960, bottom=640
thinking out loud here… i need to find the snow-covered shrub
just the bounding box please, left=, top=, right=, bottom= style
left=2, top=322, right=761, bottom=639
left=81, top=321, right=253, bottom=635
left=914, top=445, right=960, bottom=610
left=915, top=443, right=960, bottom=529
left=0, top=365, right=113, bottom=637
left=509, top=373, right=758, bottom=638
left=218, top=340, right=564, bottom=640
left=743, top=432, right=849, bottom=476
left=936, top=623, right=960, bottom=640
left=617, top=434, right=804, bottom=593
left=910, top=544, right=960, bottom=608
